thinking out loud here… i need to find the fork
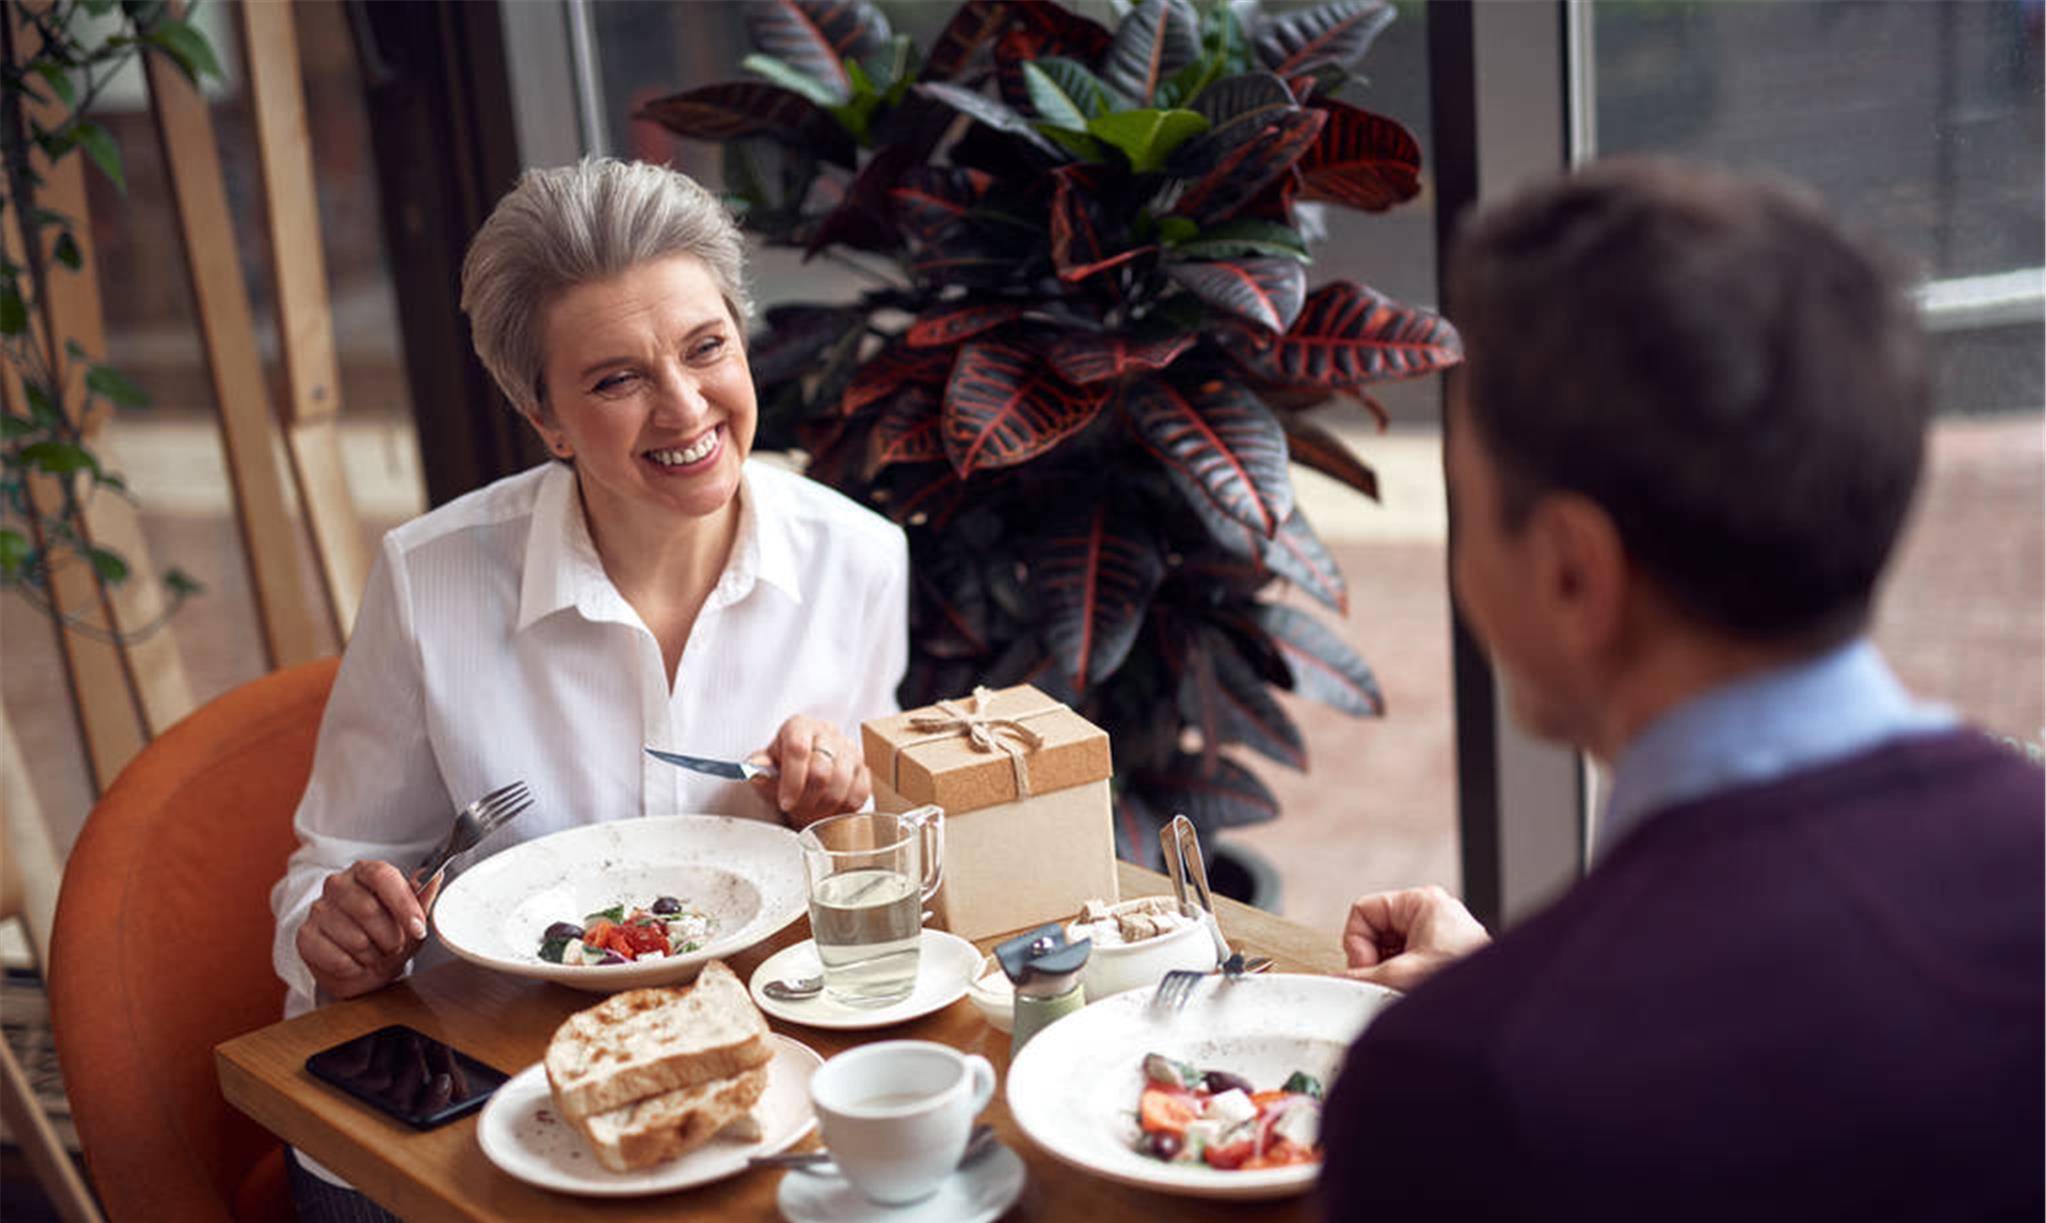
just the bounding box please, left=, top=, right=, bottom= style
left=1151, top=815, right=1279, bottom=1010
left=1150, top=953, right=1276, bottom=1011
left=412, top=780, right=531, bottom=898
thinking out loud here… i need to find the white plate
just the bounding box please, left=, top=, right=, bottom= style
left=434, top=816, right=806, bottom=992
left=776, top=1140, right=1026, bottom=1223
left=1006, top=973, right=1401, bottom=1201
left=476, top=1033, right=821, bottom=1196
left=748, top=930, right=981, bottom=1030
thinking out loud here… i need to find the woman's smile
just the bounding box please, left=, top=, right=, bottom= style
left=643, top=424, right=723, bottom=472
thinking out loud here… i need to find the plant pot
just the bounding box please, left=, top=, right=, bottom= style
left=1208, top=841, right=1282, bottom=914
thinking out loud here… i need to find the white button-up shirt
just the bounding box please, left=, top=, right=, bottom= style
left=268, top=458, right=908, bottom=1018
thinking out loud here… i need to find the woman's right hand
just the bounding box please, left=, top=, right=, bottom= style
left=297, top=860, right=440, bottom=1000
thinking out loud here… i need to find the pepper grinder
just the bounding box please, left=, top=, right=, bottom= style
left=995, top=922, right=1091, bottom=1053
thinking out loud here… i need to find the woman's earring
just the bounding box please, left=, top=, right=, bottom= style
left=551, top=440, right=573, bottom=459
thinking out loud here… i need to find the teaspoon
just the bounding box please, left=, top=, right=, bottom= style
left=762, top=974, right=823, bottom=1002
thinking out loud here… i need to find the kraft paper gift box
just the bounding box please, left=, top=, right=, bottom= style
left=861, top=684, right=1118, bottom=941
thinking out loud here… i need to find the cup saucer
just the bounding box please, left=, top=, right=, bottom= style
left=776, top=1141, right=1025, bottom=1223
left=748, top=929, right=981, bottom=1029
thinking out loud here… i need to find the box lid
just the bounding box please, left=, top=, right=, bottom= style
left=861, top=684, right=1111, bottom=812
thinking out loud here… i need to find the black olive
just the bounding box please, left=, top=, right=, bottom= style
left=652, top=896, right=682, bottom=915
left=1147, top=1131, right=1183, bottom=1160
left=1203, top=1070, right=1255, bottom=1096
left=543, top=921, right=584, bottom=942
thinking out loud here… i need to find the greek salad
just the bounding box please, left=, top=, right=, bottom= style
left=537, top=897, right=716, bottom=965
left=1134, top=1052, right=1323, bottom=1171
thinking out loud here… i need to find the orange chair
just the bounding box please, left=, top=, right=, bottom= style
left=49, top=658, right=340, bottom=1223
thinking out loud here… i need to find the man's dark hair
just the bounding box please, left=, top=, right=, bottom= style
left=1447, top=157, right=1930, bottom=646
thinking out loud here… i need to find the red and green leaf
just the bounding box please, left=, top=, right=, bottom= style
left=1102, top=0, right=1202, bottom=106
left=1047, top=332, right=1195, bottom=385
left=942, top=341, right=1106, bottom=474
left=1129, top=379, right=1295, bottom=539
left=1179, top=627, right=1308, bottom=770
left=1299, top=99, right=1421, bottom=212
left=920, top=0, right=1015, bottom=83
left=805, top=144, right=916, bottom=256
left=1143, top=754, right=1279, bottom=828
left=1253, top=603, right=1384, bottom=716
left=636, top=82, right=855, bottom=167
left=1261, top=509, right=1346, bottom=612
left=1171, top=108, right=1325, bottom=227
left=841, top=342, right=953, bottom=416
left=1224, top=281, right=1461, bottom=388
left=1252, top=0, right=1394, bottom=77
left=906, top=302, right=1024, bottom=348
left=889, top=166, right=998, bottom=246
left=1051, top=164, right=1156, bottom=283
left=1010, top=0, right=1114, bottom=63
left=913, top=551, right=989, bottom=658
left=1170, top=70, right=1298, bottom=175
left=867, top=386, right=944, bottom=470
left=1165, top=256, right=1306, bottom=333
left=1031, top=499, right=1165, bottom=689
left=1284, top=419, right=1379, bottom=501
left=745, top=0, right=868, bottom=103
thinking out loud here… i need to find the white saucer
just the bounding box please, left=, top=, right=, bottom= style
left=749, top=929, right=980, bottom=1029
left=475, top=1034, right=820, bottom=1196
left=776, top=1141, right=1026, bottom=1223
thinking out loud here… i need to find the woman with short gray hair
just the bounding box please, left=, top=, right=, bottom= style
left=269, top=158, right=909, bottom=1219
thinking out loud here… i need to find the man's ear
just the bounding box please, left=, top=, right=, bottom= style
left=1528, top=493, right=1629, bottom=661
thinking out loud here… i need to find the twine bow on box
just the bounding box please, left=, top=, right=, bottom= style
left=893, top=685, right=1059, bottom=799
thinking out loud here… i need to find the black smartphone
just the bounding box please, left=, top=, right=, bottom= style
left=305, top=1024, right=510, bottom=1130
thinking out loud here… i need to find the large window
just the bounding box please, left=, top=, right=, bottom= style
left=584, top=0, right=1464, bottom=926
left=1593, top=0, right=2045, bottom=750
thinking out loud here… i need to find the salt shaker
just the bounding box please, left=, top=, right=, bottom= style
left=995, top=921, right=1091, bottom=1053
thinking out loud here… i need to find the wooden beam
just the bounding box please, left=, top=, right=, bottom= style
left=143, top=6, right=323, bottom=667
left=241, top=0, right=369, bottom=638
left=2, top=6, right=147, bottom=788
left=24, top=65, right=195, bottom=736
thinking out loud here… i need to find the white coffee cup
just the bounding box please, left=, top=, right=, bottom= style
left=809, top=1040, right=996, bottom=1205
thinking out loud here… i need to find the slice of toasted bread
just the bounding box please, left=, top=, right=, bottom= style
left=545, top=960, right=771, bottom=1121
left=567, top=1063, right=770, bottom=1173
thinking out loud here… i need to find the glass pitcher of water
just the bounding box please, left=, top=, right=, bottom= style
left=797, top=805, right=944, bottom=1007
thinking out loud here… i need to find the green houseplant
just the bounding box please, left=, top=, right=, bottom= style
left=641, top=0, right=1460, bottom=869
left=1, top=0, right=215, bottom=637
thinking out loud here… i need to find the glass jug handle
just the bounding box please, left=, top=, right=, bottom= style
left=901, top=803, right=945, bottom=903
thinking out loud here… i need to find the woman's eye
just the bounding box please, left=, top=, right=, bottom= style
left=592, top=372, right=636, bottom=394
left=690, top=336, right=726, bottom=361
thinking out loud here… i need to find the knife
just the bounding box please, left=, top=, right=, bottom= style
left=644, top=747, right=779, bottom=781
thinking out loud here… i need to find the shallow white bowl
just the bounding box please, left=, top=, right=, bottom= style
left=1072, top=900, right=1219, bottom=1002
left=1006, top=973, right=1401, bottom=1200
left=964, top=954, right=1015, bottom=1033
left=433, top=815, right=806, bottom=992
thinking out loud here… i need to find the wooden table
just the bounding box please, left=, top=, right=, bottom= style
left=217, top=862, right=1347, bottom=1221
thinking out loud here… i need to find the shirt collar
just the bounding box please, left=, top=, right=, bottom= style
left=1597, top=638, right=1955, bottom=862
left=516, top=460, right=802, bottom=634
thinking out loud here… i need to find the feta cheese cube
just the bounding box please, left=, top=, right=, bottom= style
left=1204, top=1088, right=1257, bottom=1127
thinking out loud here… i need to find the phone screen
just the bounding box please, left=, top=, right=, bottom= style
left=305, top=1024, right=510, bottom=1130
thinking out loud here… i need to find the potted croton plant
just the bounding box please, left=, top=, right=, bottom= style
left=640, top=0, right=1460, bottom=878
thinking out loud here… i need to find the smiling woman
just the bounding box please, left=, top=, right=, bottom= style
left=268, top=158, right=911, bottom=1221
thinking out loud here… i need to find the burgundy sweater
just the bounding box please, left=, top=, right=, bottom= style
left=1320, top=731, right=2043, bottom=1222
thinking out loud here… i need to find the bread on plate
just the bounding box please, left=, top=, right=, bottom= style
left=544, top=959, right=775, bottom=1172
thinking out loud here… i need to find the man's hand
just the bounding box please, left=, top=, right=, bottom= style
left=297, top=859, right=439, bottom=1001
left=1341, top=885, right=1490, bottom=992
left=753, top=715, right=870, bottom=828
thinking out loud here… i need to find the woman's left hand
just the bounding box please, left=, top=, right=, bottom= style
left=751, top=716, right=869, bottom=828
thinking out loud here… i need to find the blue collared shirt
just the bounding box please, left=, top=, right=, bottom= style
left=1596, top=639, right=1956, bottom=863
